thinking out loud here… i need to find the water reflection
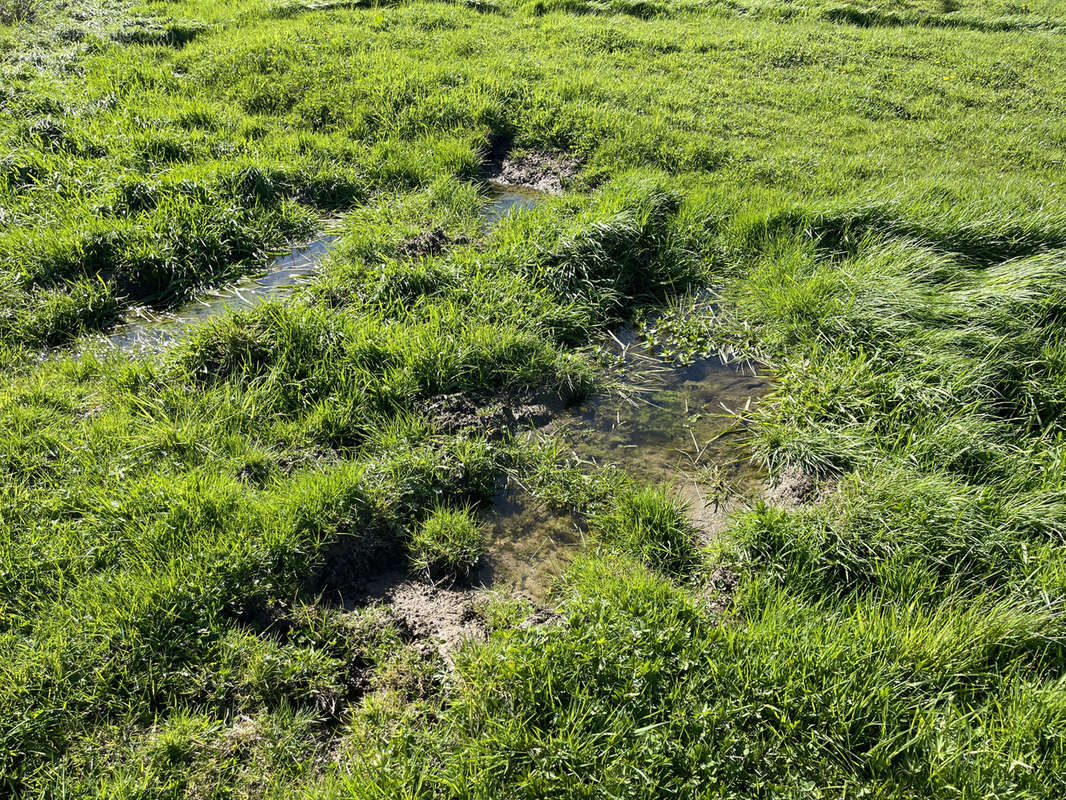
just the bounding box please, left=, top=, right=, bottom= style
left=104, top=183, right=539, bottom=352
left=480, top=334, right=769, bottom=601
left=106, top=235, right=338, bottom=351
left=483, top=182, right=542, bottom=226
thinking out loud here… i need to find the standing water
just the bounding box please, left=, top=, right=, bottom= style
left=478, top=332, right=769, bottom=601
left=106, top=235, right=339, bottom=351
left=482, top=182, right=543, bottom=226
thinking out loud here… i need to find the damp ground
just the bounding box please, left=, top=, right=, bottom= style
left=353, top=338, right=770, bottom=659
left=94, top=175, right=770, bottom=651
left=97, top=182, right=542, bottom=354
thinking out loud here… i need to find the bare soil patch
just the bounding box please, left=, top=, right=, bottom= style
left=398, top=226, right=469, bottom=259
left=764, top=466, right=837, bottom=508
left=419, top=390, right=571, bottom=436
left=383, top=579, right=488, bottom=660
left=483, top=137, right=581, bottom=194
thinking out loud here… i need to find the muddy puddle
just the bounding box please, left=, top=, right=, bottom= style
left=482, top=181, right=543, bottom=227
left=101, top=184, right=540, bottom=352
left=477, top=332, right=769, bottom=602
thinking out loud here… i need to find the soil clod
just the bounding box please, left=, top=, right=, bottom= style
left=398, top=227, right=468, bottom=259
left=419, top=391, right=559, bottom=435
left=484, top=137, right=581, bottom=194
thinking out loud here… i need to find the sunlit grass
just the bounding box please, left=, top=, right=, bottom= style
left=1, top=0, right=1065, bottom=796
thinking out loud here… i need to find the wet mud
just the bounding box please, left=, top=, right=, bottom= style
left=483, top=138, right=581, bottom=194
left=418, top=390, right=561, bottom=436
left=102, top=179, right=769, bottom=654
left=398, top=226, right=469, bottom=258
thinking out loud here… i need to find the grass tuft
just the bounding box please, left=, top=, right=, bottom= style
left=408, top=504, right=487, bottom=579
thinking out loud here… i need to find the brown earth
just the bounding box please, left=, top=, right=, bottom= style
left=483, top=137, right=581, bottom=194
left=398, top=226, right=469, bottom=259
left=419, top=390, right=572, bottom=436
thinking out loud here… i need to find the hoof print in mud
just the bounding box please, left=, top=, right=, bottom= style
left=419, top=392, right=555, bottom=435
left=397, top=226, right=468, bottom=259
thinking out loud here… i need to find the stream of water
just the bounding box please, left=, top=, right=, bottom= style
left=103, top=184, right=539, bottom=352
left=105, top=235, right=340, bottom=351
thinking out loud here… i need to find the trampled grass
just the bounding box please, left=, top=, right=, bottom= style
left=1, top=0, right=1065, bottom=796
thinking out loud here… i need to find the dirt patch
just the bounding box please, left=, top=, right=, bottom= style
left=484, top=137, right=581, bottom=194
left=384, top=579, right=487, bottom=660
left=765, top=466, right=821, bottom=508
left=490, top=152, right=580, bottom=194
left=686, top=492, right=748, bottom=545
left=398, top=226, right=468, bottom=259
left=346, top=570, right=487, bottom=660
left=700, top=565, right=739, bottom=619
left=419, top=390, right=570, bottom=436
left=335, top=565, right=567, bottom=661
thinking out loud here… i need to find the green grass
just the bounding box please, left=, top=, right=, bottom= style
left=408, top=505, right=487, bottom=578
left=1, top=0, right=1065, bottom=796
left=591, top=483, right=700, bottom=576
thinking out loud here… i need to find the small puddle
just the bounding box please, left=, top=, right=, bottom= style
left=477, top=487, right=584, bottom=601
left=483, top=181, right=543, bottom=226
left=563, top=335, right=768, bottom=495
left=479, top=332, right=769, bottom=602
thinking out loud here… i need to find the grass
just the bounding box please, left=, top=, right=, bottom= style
left=591, top=483, right=700, bottom=576
left=0, top=0, right=38, bottom=25
left=0, top=0, right=1065, bottom=796
left=408, top=505, right=487, bottom=578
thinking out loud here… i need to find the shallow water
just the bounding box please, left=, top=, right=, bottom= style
left=103, top=184, right=538, bottom=352
left=479, top=333, right=769, bottom=601
left=99, top=183, right=768, bottom=604
left=106, top=235, right=339, bottom=351
left=482, top=181, right=543, bottom=226
left=563, top=337, right=768, bottom=493
left=477, top=487, right=584, bottom=601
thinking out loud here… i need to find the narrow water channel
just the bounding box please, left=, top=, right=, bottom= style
left=106, top=235, right=340, bottom=351
left=103, top=184, right=538, bottom=352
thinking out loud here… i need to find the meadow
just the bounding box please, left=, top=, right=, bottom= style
left=1, top=0, right=1065, bottom=796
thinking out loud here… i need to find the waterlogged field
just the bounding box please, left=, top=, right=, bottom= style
left=2, top=0, right=1066, bottom=795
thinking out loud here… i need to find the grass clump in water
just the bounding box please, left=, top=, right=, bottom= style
left=592, top=483, right=700, bottom=577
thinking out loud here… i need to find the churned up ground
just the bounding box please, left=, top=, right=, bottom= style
left=1, top=0, right=1065, bottom=796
